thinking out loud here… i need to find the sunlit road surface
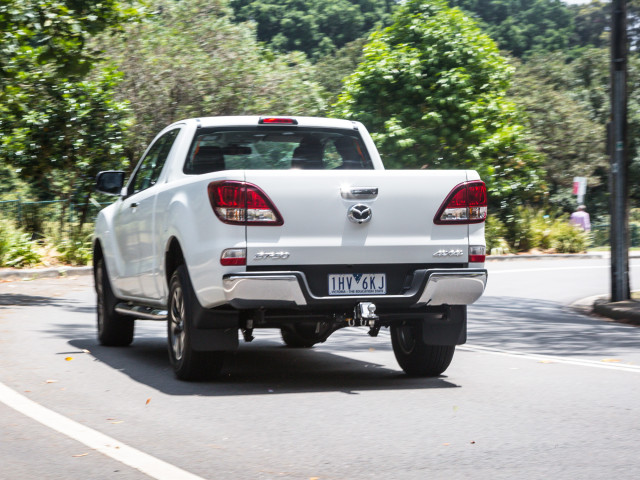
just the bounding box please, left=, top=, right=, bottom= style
left=1, top=257, right=639, bottom=479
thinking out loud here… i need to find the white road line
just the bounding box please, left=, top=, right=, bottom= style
left=0, top=382, right=206, bottom=480
left=460, top=344, right=640, bottom=372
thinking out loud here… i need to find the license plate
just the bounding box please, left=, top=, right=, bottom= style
left=328, top=273, right=386, bottom=296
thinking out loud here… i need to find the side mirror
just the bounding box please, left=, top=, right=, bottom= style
left=96, top=171, right=125, bottom=196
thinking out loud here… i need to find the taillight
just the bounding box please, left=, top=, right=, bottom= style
left=208, top=181, right=284, bottom=226
left=220, top=248, right=246, bottom=266
left=434, top=180, right=487, bottom=224
left=469, top=245, right=486, bottom=263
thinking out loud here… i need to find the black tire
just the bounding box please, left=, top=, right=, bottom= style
left=280, top=324, right=323, bottom=348
left=391, top=321, right=455, bottom=377
left=168, top=265, right=225, bottom=381
left=95, top=258, right=134, bottom=346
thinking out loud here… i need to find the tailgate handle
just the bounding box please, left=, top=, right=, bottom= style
left=341, top=187, right=378, bottom=200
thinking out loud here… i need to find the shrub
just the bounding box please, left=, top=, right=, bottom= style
left=502, top=207, right=590, bottom=253
left=0, top=218, right=42, bottom=267
left=550, top=219, right=590, bottom=253
left=505, top=207, right=552, bottom=252
left=55, top=232, right=93, bottom=266
left=485, top=215, right=511, bottom=254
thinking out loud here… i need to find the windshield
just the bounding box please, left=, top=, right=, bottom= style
left=183, top=127, right=373, bottom=174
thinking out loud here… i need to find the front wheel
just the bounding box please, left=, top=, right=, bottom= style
left=391, top=322, right=455, bottom=377
left=95, top=258, right=134, bottom=346
left=168, top=265, right=225, bottom=381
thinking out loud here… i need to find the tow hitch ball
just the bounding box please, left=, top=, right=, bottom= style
left=354, top=302, right=381, bottom=337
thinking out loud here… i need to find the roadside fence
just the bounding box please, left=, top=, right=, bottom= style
left=590, top=222, right=640, bottom=248
left=0, top=198, right=111, bottom=237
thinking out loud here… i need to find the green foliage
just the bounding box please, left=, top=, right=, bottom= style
left=0, top=0, right=138, bottom=215
left=314, top=38, right=368, bottom=105
left=508, top=53, right=607, bottom=211
left=54, top=231, right=93, bottom=266
left=504, top=207, right=548, bottom=252
left=550, top=219, right=591, bottom=254
left=0, top=1, right=141, bottom=80
left=333, top=0, right=544, bottom=213
left=1, top=67, right=131, bottom=209
left=506, top=47, right=640, bottom=221
left=503, top=207, right=589, bottom=253
left=230, top=0, right=394, bottom=60
left=569, top=1, right=609, bottom=50
left=0, top=218, right=42, bottom=267
left=0, top=163, right=32, bottom=200
left=448, top=0, right=574, bottom=57
left=102, top=0, right=328, bottom=160
left=485, top=215, right=510, bottom=254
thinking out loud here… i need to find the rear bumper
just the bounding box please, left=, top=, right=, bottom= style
left=222, top=268, right=487, bottom=309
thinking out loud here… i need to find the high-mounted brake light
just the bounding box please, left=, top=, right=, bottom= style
left=208, top=180, right=284, bottom=226
left=258, top=117, right=298, bottom=125
left=434, top=180, right=487, bottom=224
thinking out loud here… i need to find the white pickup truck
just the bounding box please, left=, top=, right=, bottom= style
left=93, top=116, right=487, bottom=380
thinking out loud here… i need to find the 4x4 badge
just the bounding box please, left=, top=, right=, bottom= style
left=348, top=204, right=372, bottom=224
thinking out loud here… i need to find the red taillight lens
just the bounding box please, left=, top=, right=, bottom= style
left=434, top=181, right=487, bottom=224
left=258, top=117, right=298, bottom=125
left=469, top=245, right=486, bottom=263
left=208, top=181, right=284, bottom=226
left=220, top=248, right=246, bottom=266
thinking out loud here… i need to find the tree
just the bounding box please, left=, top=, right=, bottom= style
left=0, top=1, right=139, bottom=81
left=313, top=38, right=368, bottom=104
left=0, top=1, right=138, bottom=229
left=448, top=0, right=574, bottom=57
left=333, top=0, right=544, bottom=212
left=508, top=53, right=607, bottom=214
left=101, top=0, right=329, bottom=161
left=229, top=0, right=395, bottom=60
left=1, top=68, right=130, bottom=229
left=504, top=46, right=640, bottom=220
left=569, top=1, right=609, bottom=50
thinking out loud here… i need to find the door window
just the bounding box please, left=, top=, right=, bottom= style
left=130, top=129, right=180, bottom=194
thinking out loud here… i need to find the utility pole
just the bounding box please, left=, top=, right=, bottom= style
left=610, top=0, right=630, bottom=301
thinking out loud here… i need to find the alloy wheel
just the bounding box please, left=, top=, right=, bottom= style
left=169, top=285, right=186, bottom=361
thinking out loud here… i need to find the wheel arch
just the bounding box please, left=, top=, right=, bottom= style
left=93, top=239, right=104, bottom=289
left=165, top=236, right=185, bottom=288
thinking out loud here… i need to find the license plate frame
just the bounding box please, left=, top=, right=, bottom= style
left=328, top=273, right=386, bottom=296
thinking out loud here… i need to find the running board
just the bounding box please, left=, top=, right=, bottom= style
left=115, top=303, right=167, bottom=320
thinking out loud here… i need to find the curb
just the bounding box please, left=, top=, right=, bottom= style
left=487, top=252, right=640, bottom=261
left=0, top=266, right=92, bottom=281
left=593, top=298, right=640, bottom=326
left=486, top=253, right=607, bottom=261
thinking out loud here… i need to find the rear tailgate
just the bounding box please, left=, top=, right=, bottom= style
left=244, top=169, right=473, bottom=268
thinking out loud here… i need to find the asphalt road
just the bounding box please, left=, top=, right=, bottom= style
left=1, top=258, right=639, bottom=480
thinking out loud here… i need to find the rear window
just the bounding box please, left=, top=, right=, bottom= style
left=183, top=127, right=373, bottom=174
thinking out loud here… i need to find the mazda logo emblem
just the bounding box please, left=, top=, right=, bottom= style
left=348, top=204, right=372, bottom=224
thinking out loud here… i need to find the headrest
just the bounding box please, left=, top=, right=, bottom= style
left=191, top=145, right=225, bottom=174
left=291, top=139, right=323, bottom=169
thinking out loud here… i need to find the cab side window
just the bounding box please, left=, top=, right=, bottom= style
left=130, top=129, right=180, bottom=195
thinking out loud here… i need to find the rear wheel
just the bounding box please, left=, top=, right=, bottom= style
left=281, top=324, right=325, bottom=348
left=168, top=265, right=225, bottom=381
left=95, top=258, right=134, bottom=346
left=391, top=321, right=455, bottom=377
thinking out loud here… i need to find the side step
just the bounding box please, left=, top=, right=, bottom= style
left=115, top=303, right=167, bottom=321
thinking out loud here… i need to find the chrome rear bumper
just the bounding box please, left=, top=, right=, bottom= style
left=223, top=269, right=487, bottom=309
